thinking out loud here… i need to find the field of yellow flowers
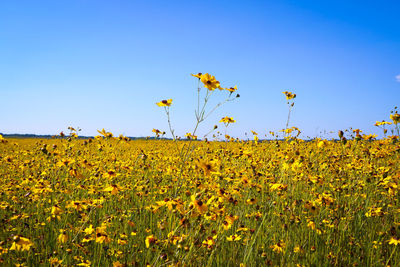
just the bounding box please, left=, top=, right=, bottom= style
left=1, top=72, right=400, bottom=266
left=1, top=132, right=400, bottom=266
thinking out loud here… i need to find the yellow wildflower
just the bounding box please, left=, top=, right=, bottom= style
left=145, top=235, right=157, bottom=248
left=220, top=116, right=236, bottom=124
left=84, top=225, right=94, bottom=235
left=58, top=230, right=68, bottom=243
left=200, top=73, right=220, bottom=90
left=283, top=91, right=296, bottom=100
left=389, top=237, right=400, bottom=245
left=191, top=72, right=202, bottom=79
left=226, top=234, right=241, bottom=241
left=10, top=236, right=33, bottom=251
left=270, top=240, right=286, bottom=253
left=390, top=113, right=400, bottom=124
left=156, top=99, right=173, bottom=107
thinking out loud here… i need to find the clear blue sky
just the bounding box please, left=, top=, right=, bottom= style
left=1, top=0, right=399, bottom=139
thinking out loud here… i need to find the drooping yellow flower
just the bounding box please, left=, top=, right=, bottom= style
left=51, top=205, right=63, bottom=216
left=388, top=237, right=400, bottom=245
left=270, top=240, right=286, bottom=253
left=58, top=230, right=68, bottom=243
left=10, top=236, right=34, bottom=251
left=156, top=99, right=173, bottom=107
left=145, top=235, right=157, bottom=248
left=48, top=205, right=63, bottom=221
left=200, top=73, right=220, bottom=90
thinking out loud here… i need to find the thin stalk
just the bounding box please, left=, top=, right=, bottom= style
left=165, top=107, right=175, bottom=141
left=285, top=104, right=292, bottom=130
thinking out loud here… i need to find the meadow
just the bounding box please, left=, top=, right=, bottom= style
left=1, top=73, right=400, bottom=266
left=1, top=133, right=400, bottom=266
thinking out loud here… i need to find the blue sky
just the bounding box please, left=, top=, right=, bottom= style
left=1, top=0, right=399, bottom=139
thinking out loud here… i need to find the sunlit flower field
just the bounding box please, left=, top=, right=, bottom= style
left=1, top=133, right=400, bottom=266
left=1, top=73, right=400, bottom=266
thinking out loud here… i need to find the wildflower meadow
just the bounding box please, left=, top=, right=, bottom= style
left=1, top=73, right=400, bottom=266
